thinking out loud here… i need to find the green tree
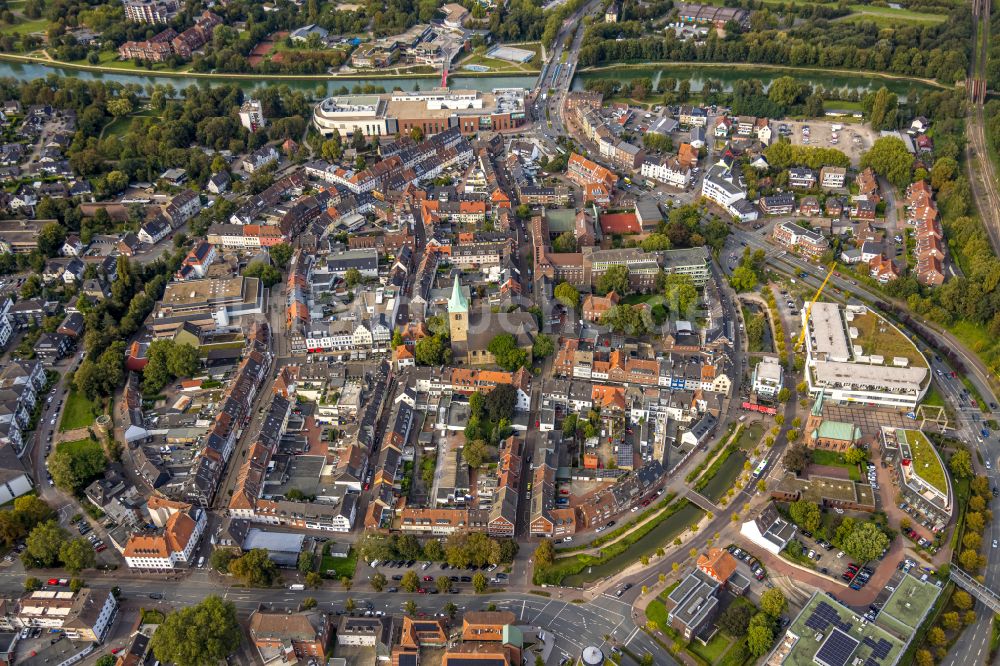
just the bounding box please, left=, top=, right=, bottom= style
left=554, top=282, right=580, bottom=309
left=228, top=549, right=279, bottom=587
left=414, top=335, right=452, bottom=366
left=861, top=136, right=913, bottom=190
left=552, top=231, right=577, bottom=253
left=861, top=87, right=898, bottom=130
left=473, top=572, right=488, bottom=593
left=436, top=575, right=452, bottom=593
left=718, top=602, right=752, bottom=636
left=463, top=439, right=489, bottom=468
left=297, top=551, right=313, bottom=573
left=305, top=572, right=323, bottom=588
left=151, top=596, right=241, bottom=666
left=842, top=522, right=890, bottom=562
left=23, top=521, right=67, bottom=568
left=788, top=500, right=821, bottom=532
left=487, top=333, right=529, bottom=371
left=767, top=76, right=804, bottom=110
left=534, top=540, right=555, bottom=568
left=96, top=656, right=116, bottom=666
left=345, top=267, right=362, bottom=288
left=106, top=96, right=134, bottom=118
left=302, top=597, right=317, bottom=610
left=269, top=242, right=293, bottom=269
left=423, top=539, right=444, bottom=561
left=38, top=222, right=67, bottom=258
left=760, top=588, right=787, bottom=618
left=401, top=570, right=419, bottom=592
left=784, top=445, right=811, bottom=474
left=640, top=234, right=671, bottom=251
left=729, top=265, right=758, bottom=292
left=59, top=538, right=96, bottom=574
left=843, top=446, right=868, bottom=465
left=926, top=626, right=946, bottom=647
left=210, top=549, right=237, bottom=573
left=663, top=273, right=697, bottom=314
left=49, top=440, right=106, bottom=494
left=601, top=304, right=651, bottom=336
left=244, top=261, right=282, bottom=287
left=777, top=388, right=791, bottom=403
left=746, top=622, right=774, bottom=656
left=404, top=599, right=417, bottom=616
left=597, top=265, right=629, bottom=295
left=941, top=612, right=960, bottom=631
left=953, top=590, right=973, bottom=610
left=533, top=334, right=555, bottom=359
left=949, top=449, right=974, bottom=479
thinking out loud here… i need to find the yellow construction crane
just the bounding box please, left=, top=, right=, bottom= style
left=794, top=263, right=838, bottom=351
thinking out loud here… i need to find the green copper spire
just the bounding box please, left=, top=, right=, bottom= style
left=448, top=274, right=468, bottom=313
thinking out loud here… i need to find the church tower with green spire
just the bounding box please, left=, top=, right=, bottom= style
left=448, top=274, right=469, bottom=343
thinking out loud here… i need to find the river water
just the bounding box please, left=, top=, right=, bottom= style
left=0, top=59, right=939, bottom=101
left=572, top=65, right=938, bottom=100
left=0, top=60, right=538, bottom=94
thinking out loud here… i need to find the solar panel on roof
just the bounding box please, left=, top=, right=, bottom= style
left=815, top=628, right=860, bottom=666
left=871, top=638, right=892, bottom=659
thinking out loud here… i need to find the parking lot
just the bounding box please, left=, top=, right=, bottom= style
left=366, top=559, right=509, bottom=594
left=776, top=119, right=877, bottom=167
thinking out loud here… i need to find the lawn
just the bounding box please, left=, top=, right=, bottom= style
left=645, top=597, right=669, bottom=630
left=0, top=17, right=47, bottom=35
left=57, top=437, right=102, bottom=458
left=689, top=632, right=735, bottom=664
left=320, top=544, right=357, bottom=580
left=59, top=390, right=104, bottom=432
left=735, top=422, right=764, bottom=451
left=102, top=109, right=162, bottom=139
left=842, top=4, right=947, bottom=25
left=922, top=383, right=945, bottom=407
left=810, top=449, right=861, bottom=481
left=621, top=293, right=655, bottom=305
left=900, top=429, right=947, bottom=494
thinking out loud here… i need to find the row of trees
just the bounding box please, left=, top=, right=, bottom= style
left=578, top=8, right=971, bottom=84
left=357, top=531, right=518, bottom=569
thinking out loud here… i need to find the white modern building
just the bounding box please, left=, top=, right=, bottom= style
left=641, top=156, right=691, bottom=188
left=239, top=98, right=266, bottom=132
left=751, top=357, right=783, bottom=399
left=801, top=302, right=929, bottom=408
left=702, top=164, right=758, bottom=222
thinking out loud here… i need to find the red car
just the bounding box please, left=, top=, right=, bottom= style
left=422, top=576, right=433, bottom=582
left=641, top=499, right=650, bottom=507
left=47, top=578, right=59, bottom=586
left=417, top=588, right=426, bottom=594
left=111, top=648, right=122, bottom=655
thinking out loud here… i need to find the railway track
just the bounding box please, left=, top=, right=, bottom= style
left=966, top=0, right=1000, bottom=255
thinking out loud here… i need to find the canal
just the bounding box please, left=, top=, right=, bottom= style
left=561, top=502, right=705, bottom=587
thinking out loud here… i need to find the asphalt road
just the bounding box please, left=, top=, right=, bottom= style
left=0, top=566, right=671, bottom=665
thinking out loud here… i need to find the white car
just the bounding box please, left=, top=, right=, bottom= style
left=994, top=540, right=998, bottom=549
